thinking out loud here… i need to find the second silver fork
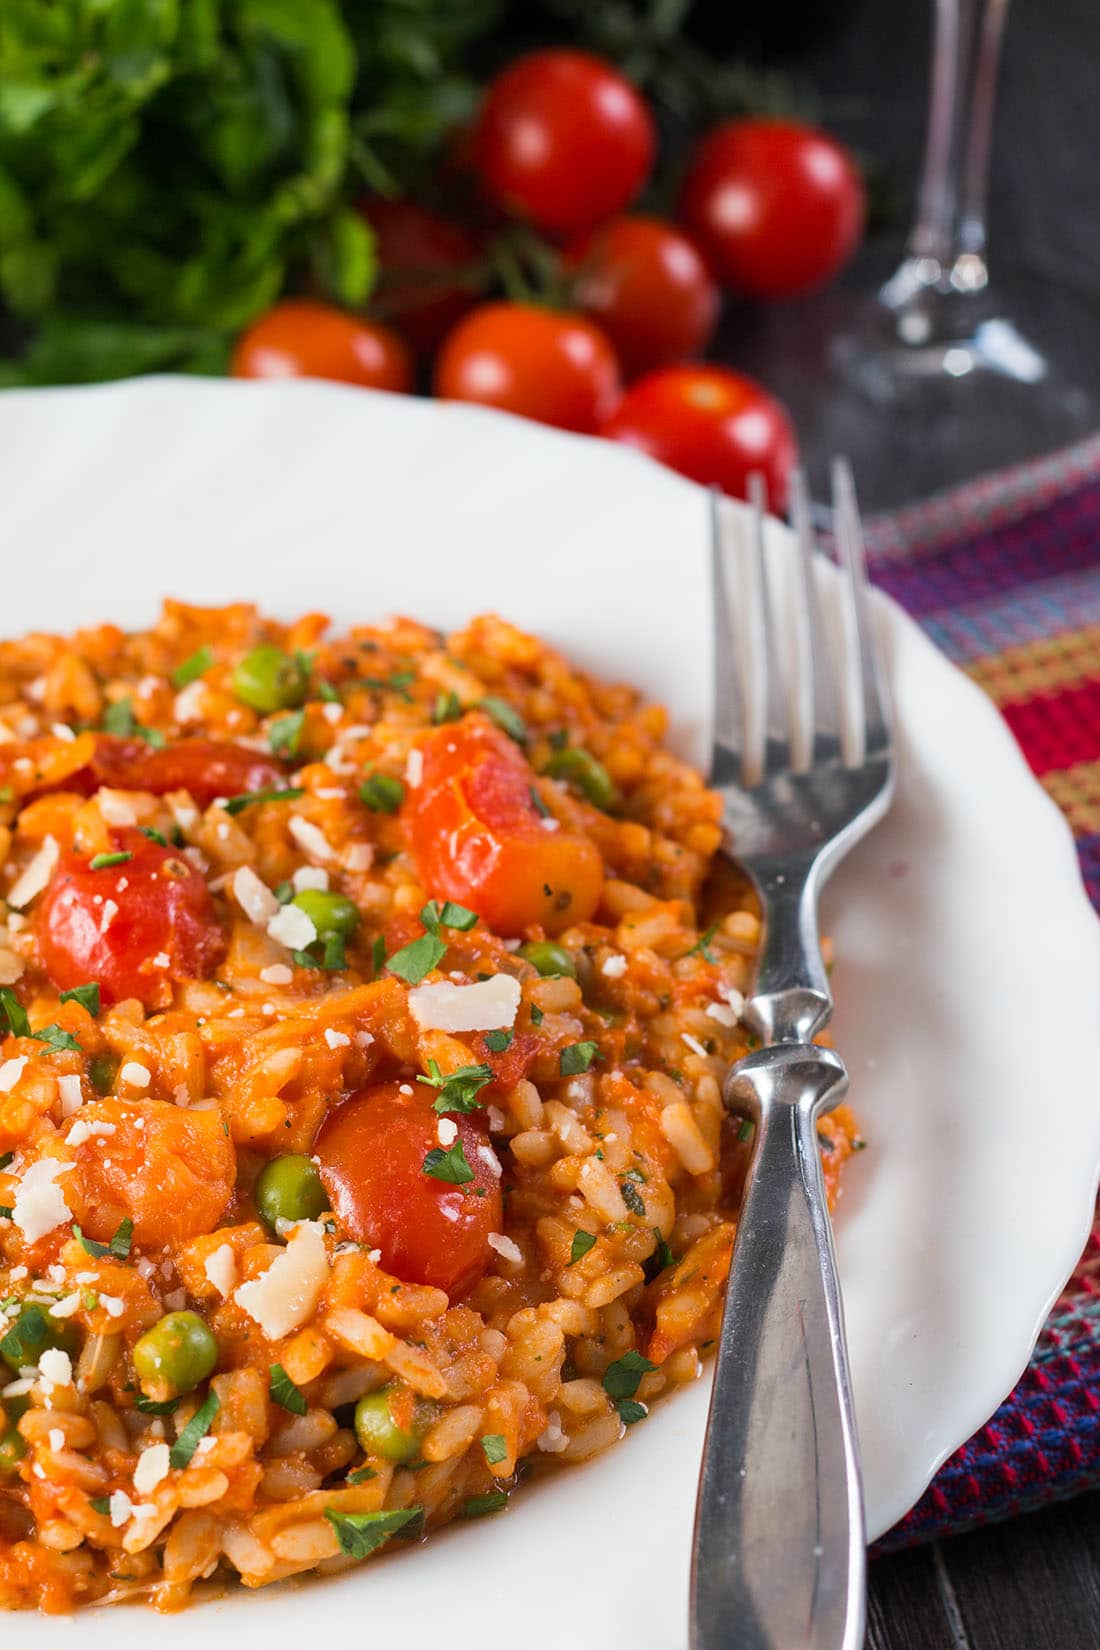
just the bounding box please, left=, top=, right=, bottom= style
left=689, top=462, right=895, bottom=1650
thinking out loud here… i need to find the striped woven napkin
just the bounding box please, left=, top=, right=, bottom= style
left=864, top=434, right=1100, bottom=1549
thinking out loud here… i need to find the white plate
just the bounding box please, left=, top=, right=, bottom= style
left=3, top=378, right=1099, bottom=1646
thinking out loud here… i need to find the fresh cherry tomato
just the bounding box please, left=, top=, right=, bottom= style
left=361, top=199, right=482, bottom=356
left=405, top=717, right=603, bottom=936
left=36, top=829, right=224, bottom=1007
left=315, top=1082, right=503, bottom=1296
left=679, top=118, right=865, bottom=299
left=231, top=300, right=413, bottom=391
left=601, top=363, right=797, bottom=510
left=434, top=302, right=621, bottom=434
left=89, top=737, right=285, bottom=808
left=474, top=50, right=656, bottom=237
left=566, top=215, right=720, bottom=377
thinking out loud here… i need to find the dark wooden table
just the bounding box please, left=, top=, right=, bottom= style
left=764, top=2, right=1100, bottom=1643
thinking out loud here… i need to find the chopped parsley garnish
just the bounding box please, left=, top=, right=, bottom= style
left=171, top=646, right=215, bottom=689
left=59, top=983, right=99, bottom=1017
left=101, top=697, right=164, bottom=747
left=268, top=708, right=306, bottom=759
left=615, top=1398, right=648, bottom=1426
left=736, top=1118, right=754, bottom=1143
left=223, top=785, right=304, bottom=816
left=359, top=772, right=405, bottom=814
left=484, top=1028, right=512, bottom=1053
left=0, top=988, right=30, bottom=1039
left=139, top=825, right=168, bottom=847
left=89, top=851, right=131, bottom=871
left=362, top=671, right=416, bottom=702
left=347, top=1465, right=378, bottom=1484
left=481, top=1433, right=507, bottom=1466
left=33, top=1024, right=82, bottom=1053
left=687, top=924, right=719, bottom=964
left=418, top=1059, right=493, bottom=1115
left=325, top=1506, right=422, bottom=1559
left=463, top=1492, right=508, bottom=1518
left=371, top=935, right=386, bottom=975
left=650, top=1231, right=676, bottom=1273
left=133, top=1392, right=180, bottom=1416
left=90, top=1496, right=112, bottom=1516
left=386, top=899, right=477, bottom=985
left=479, top=697, right=527, bottom=745
left=0, top=1304, right=52, bottom=1366
left=602, top=1350, right=657, bottom=1401
left=421, top=899, right=478, bottom=932
left=269, top=1363, right=307, bottom=1415
left=74, top=1217, right=133, bottom=1260
left=432, top=690, right=462, bottom=724
left=568, top=1230, right=597, bottom=1266
left=0, top=1208, right=12, bottom=1221
left=0, top=1153, right=11, bottom=1173
left=317, top=681, right=341, bottom=704
left=529, top=784, right=550, bottom=819
left=169, top=1389, right=220, bottom=1469
left=560, top=1041, right=600, bottom=1077
left=292, top=932, right=347, bottom=972
left=422, top=1141, right=475, bottom=1184
left=530, top=1003, right=544, bottom=1026
left=620, top=1179, right=646, bottom=1218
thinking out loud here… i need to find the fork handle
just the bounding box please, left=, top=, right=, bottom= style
left=690, top=1043, right=865, bottom=1650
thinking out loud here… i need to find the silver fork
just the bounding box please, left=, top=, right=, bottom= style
left=689, top=461, right=895, bottom=1650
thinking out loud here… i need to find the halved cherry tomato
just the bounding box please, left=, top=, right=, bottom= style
left=566, top=215, right=720, bottom=377
left=315, top=1082, right=503, bottom=1296
left=89, top=737, right=285, bottom=808
left=433, top=302, right=621, bottom=434
left=679, top=118, right=865, bottom=299
left=474, top=50, right=656, bottom=237
left=36, top=829, right=224, bottom=1007
left=405, top=717, right=603, bottom=936
left=361, top=199, right=483, bottom=357
left=231, top=300, right=413, bottom=392
left=601, top=363, right=797, bottom=510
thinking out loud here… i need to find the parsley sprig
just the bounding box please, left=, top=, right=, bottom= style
left=386, top=900, right=478, bottom=986
left=417, top=1059, right=493, bottom=1115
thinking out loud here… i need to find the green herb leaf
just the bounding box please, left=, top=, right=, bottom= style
left=687, top=924, right=719, bottom=964
left=269, top=1363, right=307, bottom=1415
left=528, top=784, right=550, bottom=819
left=223, top=786, right=304, bottom=816
left=417, top=1059, right=492, bottom=1115
left=386, top=931, right=447, bottom=985
left=101, top=699, right=163, bottom=747
left=483, top=1029, right=512, bottom=1053
left=371, top=935, right=387, bottom=975
left=602, top=1350, right=658, bottom=1401
left=0, top=1304, right=51, bottom=1366
left=0, top=988, right=30, bottom=1038
left=59, top=984, right=100, bottom=1017
left=90, top=1496, right=111, bottom=1516
left=33, top=1025, right=82, bottom=1054
left=74, top=1217, right=133, bottom=1260
left=169, top=1390, right=220, bottom=1470
left=0, top=1208, right=12, bottom=1221
left=317, top=681, right=340, bottom=704
left=479, top=697, right=526, bottom=744
left=620, top=1179, right=646, bottom=1218
left=530, top=1004, right=544, bottom=1026
left=89, top=851, right=132, bottom=870
left=269, top=709, right=306, bottom=759
left=736, top=1118, right=754, bottom=1144
left=362, top=671, right=416, bottom=702
left=139, top=826, right=168, bottom=847
left=422, top=1141, right=475, bottom=1185
left=481, top=1433, right=507, bottom=1465
left=420, top=899, right=478, bottom=933
left=171, top=646, right=215, bottom=689
left=133, top=1393, right=180, bottom=1417
left=463, top=1492, right=508, bottom=1518
left=432, top=691, right=462, bottom=724
left=347, top=1465, right=378, bottom=1484
left=325, top=1506, right=422, bottom=1560
left=568, top=1230, right=597, bottom=1266
left=359, top=773, right=404, bottom=813
left=615, top=1398, right=648, bottom=1426
left=0, top=1154, right=11, bottom=1173
left=560, top=1041, right=600, bottom=1077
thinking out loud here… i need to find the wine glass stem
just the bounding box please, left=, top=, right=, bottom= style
left=890, top=0, right=1010, bottom=306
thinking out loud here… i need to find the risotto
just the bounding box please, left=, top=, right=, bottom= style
left=0, top=602, right=858, bottom=1611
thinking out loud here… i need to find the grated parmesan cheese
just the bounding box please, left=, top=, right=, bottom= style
left=118, top=1062, right=150, bottom=1089
left=601, top=954, right=628, bottom=979
left=436, top=1117, right=458, bottom=1147
left=288, top=816, right=335, bottom=864
left=324, top=1028, right=350, bottom=1049
left=204, top=1244, right=237, bottom=1299
left=0, top=1057, right=27, bottom=1094
left=259, top=964, right=293, bottom=986
left=13, top=1160, right=72, bottom=1244
left=67, top=1120, right=115, bottom=1147
left=133, top=1442, right=171, bottom=1496
left=267, top=903, right=317, bottom=951
left=291, top=865, right=328, bottom=893
left=408, top=974, right=521, bottom=1033
left=96, top=790, right=138, bottom=827
left=233, top=865, right=279, bottom=927
left=8, top=836, right=59, bottom=910
left=38, top=1347, right=73, bottom=1387
left=705, top=1001, right=740, bottom=1028
left=109, top=1490, right=134, bottom=1528
left=487, top=1232, right=522, bottom=1265
left=234, top=1222, right=330, bottom=1340
left=405, top=748, right=423, bottom=787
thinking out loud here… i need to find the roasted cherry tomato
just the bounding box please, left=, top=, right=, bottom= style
left=405, top=716, right=603, bottom=936
left=474, top=50, right=656, bottom=237
left=361, top=199, right=482, bottom=356
left=315, top=1082, right=503, bottom=1296
left=679, top=118, right=865, bottom=299
left=231, top=300, right=413, bottom=392
left=434, top=302, right=621, bottom=434
left=89, top=737, right=285, bottom=808
left=566, top=215, right=720, bottom=377
left=601, top=363, right=797, bottom=510
left=36, top=829, right=224, bottom=1007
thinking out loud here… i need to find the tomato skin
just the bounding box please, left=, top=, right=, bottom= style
left=474, top=50, right=656, bottom=237
left=315, top=1083, right=503, bottom=1297
left=405, top=717, right=603, bottom=936
left=89, top=737, right=285, bottom=808
left=361, top=199, right=481, bottom=356
left=36, top=830, right=224, bottom=1007
left=231, top=300, right=413, bottom=392
left=434, top=303, right=621, bottom=434
left=601, top=364, right=797, bottom=510
left=566, top=215, right=720, bottom=377
left=680, top=118, right=865, bottom=299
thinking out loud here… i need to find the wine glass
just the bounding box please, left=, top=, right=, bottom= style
left=740, top=0, right=1096, bottom=514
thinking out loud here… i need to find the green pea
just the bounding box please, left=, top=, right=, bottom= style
left=0, top=1303, right=79, bottom=1372
left=88, top=1053, right=118, bottom=1096
left=233, top=646, right=308, bottom=714
left=544, top=748, right=619, bottom=812
left=289, top=888, right=360, bottom=940
left=0, top=1426, right=25, bottom=1474
left=255, top=1154, right=328, bottom=1230
left=133, top=1311, right=218, bottom=1397
left=354, top=1384, right=436, bottom=1463
left=518, top=940, right=576, bottom=979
